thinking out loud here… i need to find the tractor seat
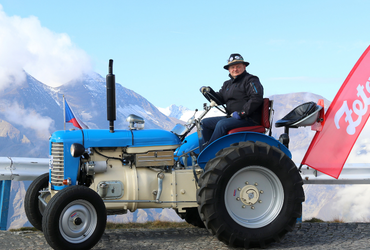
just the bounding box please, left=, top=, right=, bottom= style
left=228, top=98, right=273, bottom=134
left=275, top=101, right=322, bottom=128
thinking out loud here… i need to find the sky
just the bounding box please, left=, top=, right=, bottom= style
left=3, top=1, right=370, bottom=222
left=1, top=1, right=370, bottom=110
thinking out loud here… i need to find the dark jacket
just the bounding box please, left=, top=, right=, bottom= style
left=217, top=70, right=264, bottom=124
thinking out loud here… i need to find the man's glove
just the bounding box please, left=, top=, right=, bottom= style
left=232, top=111, right=246, bottom=120
left=200, top=86, right=210, bottom=94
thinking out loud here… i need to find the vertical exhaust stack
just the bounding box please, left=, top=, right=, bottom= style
left=106, top=59, right=116, bottom=133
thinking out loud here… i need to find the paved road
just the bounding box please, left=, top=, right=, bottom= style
left=1, top=223, right=370, bottom=250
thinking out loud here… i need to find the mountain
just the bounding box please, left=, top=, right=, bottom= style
left=0, top=71, right=182, bottom=229
left=158, top=105, right=194, bottom=121
left=0, top=72, right=179, bottom=158
left=0, top=120, right=33, bottom=157
left=55, top=73, right=178, bottom=131
left=158, top=104, right=226, bottom=123
left=0, top=73, right=63, bottom=157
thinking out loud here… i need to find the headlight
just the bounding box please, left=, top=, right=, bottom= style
left=70, top=143, right=85, bottom=157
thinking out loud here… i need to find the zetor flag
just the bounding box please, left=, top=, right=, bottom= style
left=65, top=100, right=89, bottom=129
left=302, top=46, right=370, bottom=179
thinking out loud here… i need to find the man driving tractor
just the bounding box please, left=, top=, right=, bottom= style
left=200, top=53, right=264, bottom=145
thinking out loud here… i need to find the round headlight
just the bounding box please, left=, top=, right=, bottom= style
left=70, top=143, right=85, bottom=157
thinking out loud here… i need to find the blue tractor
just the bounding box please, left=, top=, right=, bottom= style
left=25, top=60, right=321, bottom=250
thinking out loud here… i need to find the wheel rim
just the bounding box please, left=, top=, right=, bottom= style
left=224, top=166, right=284, bottom=228
left=59, top=199, right=98, bottom=243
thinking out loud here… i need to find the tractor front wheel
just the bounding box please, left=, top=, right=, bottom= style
left=42, top=185, right=106, bottom=250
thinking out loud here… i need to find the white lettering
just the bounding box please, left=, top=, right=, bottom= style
left=335, top=101, right=357, bottom=135
left=334, top=77, right=370, bottom=135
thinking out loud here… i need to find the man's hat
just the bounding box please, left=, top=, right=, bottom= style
left=223, top=53, right=249, bottom=70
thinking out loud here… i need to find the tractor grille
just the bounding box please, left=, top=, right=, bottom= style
left=51, top=142, right=64, bottom=186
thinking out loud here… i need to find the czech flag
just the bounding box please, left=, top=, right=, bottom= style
left=65, top=99, right=89, bottom=129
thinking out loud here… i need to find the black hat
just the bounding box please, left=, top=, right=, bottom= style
left=223, top=53, right=249, bottom=70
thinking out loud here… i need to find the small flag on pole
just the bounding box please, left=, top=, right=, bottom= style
left=64, top=98, right=89, bottom=129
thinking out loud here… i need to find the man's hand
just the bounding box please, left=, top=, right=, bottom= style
left=199, top=86, right=210, bottom=94
left=232, top=111, right=246, bottom=120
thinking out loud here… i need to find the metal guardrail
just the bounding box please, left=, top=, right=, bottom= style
left=301, top=163, right=370, bottom=184
left=0, top=157, right=49, bottom=230
left=0, top=157, right=49, bottom=181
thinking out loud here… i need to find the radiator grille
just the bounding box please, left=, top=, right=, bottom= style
left=51, top=142, right=64, bottom=186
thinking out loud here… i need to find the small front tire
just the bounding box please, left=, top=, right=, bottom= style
left=42, top=185, right=107, bottom=250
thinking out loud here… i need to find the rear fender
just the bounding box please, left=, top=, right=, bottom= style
left=197, top=132, right=291, bottom=169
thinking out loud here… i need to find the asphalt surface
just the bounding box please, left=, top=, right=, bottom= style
left=1, top=223, right=370, bottom=249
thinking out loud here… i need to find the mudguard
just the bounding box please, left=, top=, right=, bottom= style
left=197, top=132, right=291, bottom=169
left=176, top=132, right=291, bottom=169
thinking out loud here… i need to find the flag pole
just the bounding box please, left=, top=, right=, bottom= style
left=63, top=95, right=66, bottom=130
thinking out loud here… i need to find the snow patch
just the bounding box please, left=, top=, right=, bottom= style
left=158, top=104, right=224, bottom=122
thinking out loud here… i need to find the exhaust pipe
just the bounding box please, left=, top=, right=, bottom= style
left=106, top=59, right=116, bottom=133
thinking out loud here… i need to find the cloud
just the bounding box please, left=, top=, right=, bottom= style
left=0, top=5, right=92, bottom=90
left=3, top=102, right=54, bottom=140
left=332, top=185, right=370, bottom=222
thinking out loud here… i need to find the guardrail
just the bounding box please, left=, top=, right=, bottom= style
left=0, top=157, right=49, bottom=230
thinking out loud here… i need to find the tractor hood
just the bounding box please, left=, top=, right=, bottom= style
left=50, top=129, right=181, bottom=149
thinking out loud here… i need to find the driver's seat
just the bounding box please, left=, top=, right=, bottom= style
left=227, top=98, right=273, bottom=135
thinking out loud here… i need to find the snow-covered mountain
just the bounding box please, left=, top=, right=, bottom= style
left=158, top=104, right=226, bottom=123
left=1, top=71, right=182, bottom=229
left=158, top=105, right=193, bottom=121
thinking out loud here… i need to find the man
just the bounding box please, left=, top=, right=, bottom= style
left=200, top=53, right=264, bottom=145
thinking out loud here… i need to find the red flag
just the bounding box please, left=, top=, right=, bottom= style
left=302, top=46, right=370, bottom=179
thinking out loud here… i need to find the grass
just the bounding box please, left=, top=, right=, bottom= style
left=303, top=217, right=325, bottom=223
left=303, top=217, right=345, bottom=223
left=330, top=216, right=345, bottom=223
left=9, top=227, right=38, bottom=232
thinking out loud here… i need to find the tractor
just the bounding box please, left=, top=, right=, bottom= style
left=25, top=60, right=322, bottom=250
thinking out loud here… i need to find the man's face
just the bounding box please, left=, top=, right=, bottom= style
left=228, top=63, right=246, bottom=77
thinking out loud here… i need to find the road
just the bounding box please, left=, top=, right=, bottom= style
left=1, top=223, right=369, bottom=249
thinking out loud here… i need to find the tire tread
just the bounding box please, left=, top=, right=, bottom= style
left=197, top=141, right=304, bottom=248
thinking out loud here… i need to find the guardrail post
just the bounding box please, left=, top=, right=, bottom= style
left=0, top=180, right=11, bottom=230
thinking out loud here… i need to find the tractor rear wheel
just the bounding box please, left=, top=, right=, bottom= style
left=197, top=141, right=304, bottom=248
left=178, top=207, right=205, bottom=228
left=24, top=172, right=49, bottom=231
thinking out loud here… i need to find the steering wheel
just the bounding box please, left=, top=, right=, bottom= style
left=202, top=87, right=228, bottom=115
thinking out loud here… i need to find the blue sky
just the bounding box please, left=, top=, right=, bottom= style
left=1, top=0, right=370, bottom=110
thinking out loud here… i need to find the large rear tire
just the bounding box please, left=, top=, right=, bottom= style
left=24, top=172, right=49, bottom=231
left=197, top=141, right=304, bottom=248
left=177, top=207, right=205, bottom=228
left=42, top=185, right=106, bottom=250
